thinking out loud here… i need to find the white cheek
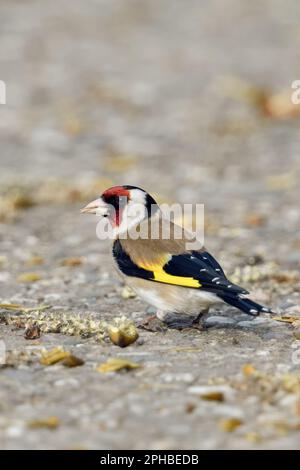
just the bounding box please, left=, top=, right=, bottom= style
left=115, top=202, right=147, bottom=236
left=126, top=203, right=146, bottom=220
left=129, top=189, right=147, bottom=205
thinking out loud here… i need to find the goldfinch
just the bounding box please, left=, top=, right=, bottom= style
left=81, top=185, right=272, bottom=327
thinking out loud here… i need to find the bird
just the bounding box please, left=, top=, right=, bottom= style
left=81, top=185, right=273, bottom=329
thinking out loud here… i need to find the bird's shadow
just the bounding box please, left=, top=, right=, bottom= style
left=154, top=309, right=291, bottom=339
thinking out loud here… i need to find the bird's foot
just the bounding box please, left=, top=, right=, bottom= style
left=138, top=315, right=167, bottom=333
left=162, top=311, right=208, bottom=331
left=138, top=309, right=209, bottom=332
left=164, top=308, right=210, bottom=331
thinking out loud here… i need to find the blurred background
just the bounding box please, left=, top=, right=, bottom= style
left=1, top=0, right=300, bottom=235
left=0, top=0, right=300, bottom=450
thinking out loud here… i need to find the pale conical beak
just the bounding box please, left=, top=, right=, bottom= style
left=80, top=198, right=108, bottom=216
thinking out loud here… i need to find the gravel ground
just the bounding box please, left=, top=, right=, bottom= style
left=0, top=0, right=300, bottom=450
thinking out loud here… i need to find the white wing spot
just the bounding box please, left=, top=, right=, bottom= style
left=212, top=277, right=220, bottom=282
left=200, top=268, right=206, bottom=272
left=250, top=309, right=258, bottom=314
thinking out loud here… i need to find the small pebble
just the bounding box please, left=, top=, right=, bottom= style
left=204, top=316, right=236, bottom=327
left=6, top=425, right=24, bottom=438
left=238, top=318, right=269, bottom=328
left=188, top=385, right=234, bottom=401
left=146, top=306, right=157, bottom=315
left=162, top=373, right=195, bottom=384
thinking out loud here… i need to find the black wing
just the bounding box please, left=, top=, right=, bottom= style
left=163, top=250, right=249, bottom=295
left=113, top=240, right=248, bottom=295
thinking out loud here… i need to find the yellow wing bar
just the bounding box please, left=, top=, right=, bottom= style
left=138, top=260, right=201, bottom=288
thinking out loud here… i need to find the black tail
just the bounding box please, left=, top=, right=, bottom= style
left=218, top=294, right=273, bottom=316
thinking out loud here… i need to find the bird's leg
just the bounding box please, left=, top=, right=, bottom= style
left=192, top=308, right=210, bottom=330
left=162, top=308, right=210, bottom=331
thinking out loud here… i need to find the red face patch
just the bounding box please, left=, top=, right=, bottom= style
left=102, top=186, right=130, bottom=200
left=101, top=186, right=131, bottom=227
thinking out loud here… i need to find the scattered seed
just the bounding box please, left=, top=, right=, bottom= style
left=26, top=255, right=44, bottom=266
left=0, top=303, right=50, bottom=313
left=24, top=324, right=41, bottom=340
left=60, top=257, right=84, bottom=267
left=97, top=358, right=141, bottom=373
left=246, top=213, right=266, bottom=227
left=40, top=347, right=71, bottom=366
left=121, top=285, right=137, bottom=299
left=273, top=316, right=300, bottom=324
left=242, top=364, right=257, bottom=377
left=61, top=355, right=85, bottom=368
left=185, top=402, right=196, bottom=414
left=107, top=316, right=139, bottom=348
left=28, top=416, right=60, bottom=430
left=266, top=173, right=296, bottom=191
left=11, top=192, right=35, bottom=210
left=17, top=272, right=41, bottom=283
left=173, top=347, right=202, bottom=353
left=245, top=432, right=262, bottom=443
left=200, top=391, right=224, bottom=402
left=219, top=418, right=243, bottom=432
